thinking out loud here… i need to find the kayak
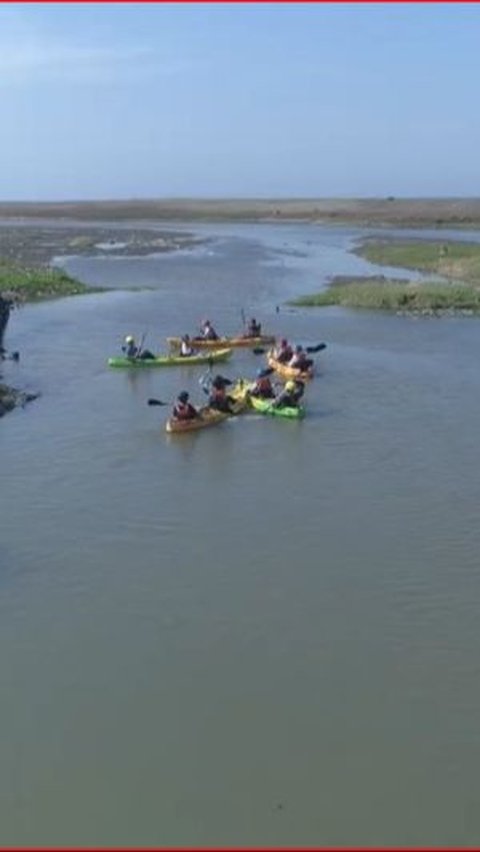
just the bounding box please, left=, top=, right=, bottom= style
left=250, top=395, right=305, bottom=419
left=165, top=407, right=230, bottom=434
left=267, top=353, right=314, bottom=381
left=167, top=335, right=275, bottom=350
left=108, top=348, right=232, bottom=368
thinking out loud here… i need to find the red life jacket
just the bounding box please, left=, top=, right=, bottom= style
left=174, top=401, right=196, bottom=420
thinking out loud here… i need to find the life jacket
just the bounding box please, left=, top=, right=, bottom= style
left=174, top=401, right=196, bottom=420
left=277, top=346, right=293, bottom=363
left=203, top=326, right=218, bottom=340
left=255, top=376, right=273, bottom=396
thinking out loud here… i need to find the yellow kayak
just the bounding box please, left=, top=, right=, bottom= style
left=167, top=334, right=275, bottom=350
left=165, top=407, right=230, bottom=434
left=267, top=353, right=314, bottom=381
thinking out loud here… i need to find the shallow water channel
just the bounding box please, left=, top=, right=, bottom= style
left=1, top=220, right=480, bottom=845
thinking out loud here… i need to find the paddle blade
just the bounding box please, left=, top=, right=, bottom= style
left=148, top=398, right=168, bottom=406
left=306, top=343, right=327, bottom=353
left=252, top=347, right=266, bottom=355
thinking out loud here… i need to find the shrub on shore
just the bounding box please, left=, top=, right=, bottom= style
left=0, top=259, right=98, bottom=301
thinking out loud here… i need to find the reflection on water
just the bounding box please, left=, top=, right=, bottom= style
left=1, top=222, right=480, bottom=845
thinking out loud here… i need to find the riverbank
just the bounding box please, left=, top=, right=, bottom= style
left=292, top=238, right=480, bottom=315
left=1, top=197, right=480, bottom=228
left=0, top=259, right=99, bottom=301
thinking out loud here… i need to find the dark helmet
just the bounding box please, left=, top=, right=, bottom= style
left=182, top=334, right=190, bottom=342
left=212, top=375, right=227, bottom=389
left=178, top=391, right=189, bottom=403
left=281, top=338, right=288, bottom=346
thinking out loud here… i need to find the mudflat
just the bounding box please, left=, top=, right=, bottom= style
left=1, top=197, right=480, bottom=227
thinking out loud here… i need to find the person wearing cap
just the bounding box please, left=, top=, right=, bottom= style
left=249, top=368, right=274, bottom=399
left=172, top=391, right=199, bottom=421
left=121, top=335, right=155, bottom=360
left=272, top=379, right=305, bottom=409
left=207, top=374, right=237, bottom=413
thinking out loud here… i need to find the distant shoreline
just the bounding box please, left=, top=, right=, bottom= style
left=2, top=198, right=480, bottom=228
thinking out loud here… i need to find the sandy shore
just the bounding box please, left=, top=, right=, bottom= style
left=1, top=197, right=480, bottom=228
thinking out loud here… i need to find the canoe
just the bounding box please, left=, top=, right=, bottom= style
left=108, top=348, right=232, bottom=368
left=167, top=335, right=275, bottom=350
left=267, top=353, right=314, bottom=381
left=165, top=407, right=230, bottom=434
left=250, top=395, right=305, bottom=419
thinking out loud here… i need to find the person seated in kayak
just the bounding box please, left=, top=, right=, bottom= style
left=200, top=319, right=219, bottom=341
left=272, top=379, right=304, bottom=409
left=244, top=317, right=262, bottom=338
left=274, top=338, right=293, bottom=363
left=179, top=334, right=195, bottom=357
left=172, top=391, right=199, bottom=421
left=250, top=368, right=275, bottom=399
left=207, top=375, right=236, bottom=413
left=121, top=335, right=155, bottom=360
left=288, top=345, right=313, bottom=371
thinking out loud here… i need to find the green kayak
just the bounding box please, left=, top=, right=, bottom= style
left=108, top=347, right=232, bottom=368
left=250, top=394, right=305, bottom=419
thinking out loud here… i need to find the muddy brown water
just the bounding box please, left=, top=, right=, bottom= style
left=1, top=221, right=480, bottom=845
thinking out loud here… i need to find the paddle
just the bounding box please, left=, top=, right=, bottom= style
left=148, top=398, right=169, bottom=406
left=252, top=342, right=327, bottom=355
left=0, top=350, right=20, bottom=361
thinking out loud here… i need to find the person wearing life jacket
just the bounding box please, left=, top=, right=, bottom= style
left=172, top=391, right=199, bottom=421
left=208, top=374, right=236, bottom=413
left=200, top=319, right=219, bottom=341
left=121, top=335, right=155, bottom=360
left=244, top=317, right=262, bottom=338
left=275, top=338, right=293, bottom=363
left=250, top=368, right=275, bottom=399
left=288, top=345, right=312, bottom=371
left=179, top=334, right=195, bottom=357
left=272, top=379, right=304, bottom=409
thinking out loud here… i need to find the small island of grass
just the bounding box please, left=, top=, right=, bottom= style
left=291, top=238, right=480, bottom=315
left=0, top=258, right=99, bottom=301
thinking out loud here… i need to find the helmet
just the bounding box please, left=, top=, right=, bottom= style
left=285, top=380, right=296, bottom=392
left=281, top=339, right=288, bottom=346
left=178, top=391, right=189, bottom=403
left=125, top=335, right=134, bottom=344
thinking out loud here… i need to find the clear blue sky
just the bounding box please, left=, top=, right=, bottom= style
left=1, top=2, right=479, bottom=200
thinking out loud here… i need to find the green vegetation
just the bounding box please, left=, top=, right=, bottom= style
left=0, top=259, right=99, bottom=301
left=292, top=239, right=480, bottom=314
left=356, top=239, right=480, bottom=284
left=293, top=276, right=480, bottom=312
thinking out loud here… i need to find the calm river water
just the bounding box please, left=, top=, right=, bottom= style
left=1, top=221, right=480, bottom=845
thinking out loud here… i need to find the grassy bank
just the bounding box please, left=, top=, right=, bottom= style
left=292, top=239, right=480, bottom=314
left=356, top=239, right=480, bottom=284
left=293, top=276, right=480, bottom=313
left=0, top=259, right=98, bottom=301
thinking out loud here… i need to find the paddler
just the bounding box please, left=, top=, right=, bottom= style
left=272, top=379, right=305, bottom=409
left=200, top=319, right=219, bottom=341
left=288, top=345, right=312, bottom=371
left=179, top=334, right=195, bottom=357
left=207, top=374, right=237, bottom=413
left=172, top=391, right=199, bottom=421
left=274, top=338, right=293, bottom=363
left=243, top=317, right=262, bottom=338
left=249, top=368, right=275, bottom=399
left=121, top=335, right=155, bottom=360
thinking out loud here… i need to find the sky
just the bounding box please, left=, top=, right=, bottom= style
left=0, top=2, right=479, bottom=200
